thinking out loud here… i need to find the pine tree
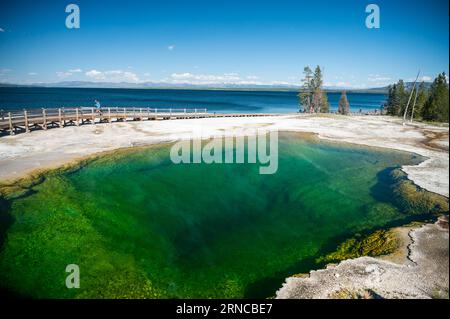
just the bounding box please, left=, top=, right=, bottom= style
left=312, top=66, right=321, bottom=112
left=338, top=91, right=350, bottom=115
left=396, top=80, right=408, bottom=116
left=421, top=72, right=449, bottom=122
left=299, top=66, right=313, bottom=113
left=312, top=66, right=323, bottom=91
left=410, top=82, right=428, bottom=120
left=321, top=91, right=330, bottom=113
left=385, top=84, right=397, bottom=115
left=385, top=80, right=408, bottom=116
left=312, top=66, right=327, bottom=112
left=312, top=88, right=322, bottom=113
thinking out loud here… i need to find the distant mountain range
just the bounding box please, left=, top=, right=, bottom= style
left=0, top=81, right=432, bottom=93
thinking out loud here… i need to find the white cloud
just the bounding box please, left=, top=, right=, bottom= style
left=170, top=73, right=192, bottom=80
left=324, top=81, right=368, bottom=89
left=85, top=69, right=140, bottom=82
left=0, top=68, right=11, bottom=76
left=270, top=80, right=292, bottom=86
left=28, top=72, right=37, bottom=76
left=337, top=81, right=353, bottom=87
left=406, top=75, right=433, bottom=82
left=163, top=72, right=299, bottom=86
left=169, top=72, right=243, bottom=84
left=56, top=71, right=73, bottom=79
left=55, top=69, right=82, bottom=79
left=85, top=69, right=103, bottom=80
left=368, top=74, right=391, bottom=82
left=168, top=45, right=175, bottom=51
left=419, top=75, right=432, bottom=82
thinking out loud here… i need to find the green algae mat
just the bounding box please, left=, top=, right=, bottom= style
left=0, top=133, right=446, bottom=298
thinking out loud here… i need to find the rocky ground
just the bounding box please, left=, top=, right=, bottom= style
left=276, top=217, right=449, bottom=299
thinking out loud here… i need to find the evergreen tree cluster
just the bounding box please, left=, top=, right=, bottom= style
left=385, top=72, right=449, bottom=122
left=299, top=66, right=330, bottom=113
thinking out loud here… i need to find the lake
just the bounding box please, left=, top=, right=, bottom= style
left=0, top=87, right=386, bottom=113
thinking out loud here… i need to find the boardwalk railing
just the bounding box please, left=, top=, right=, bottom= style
left=0, top=107, right=275, bottom=136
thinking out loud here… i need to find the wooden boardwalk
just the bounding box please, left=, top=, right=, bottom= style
left=0, top=107, right=277, bottom=136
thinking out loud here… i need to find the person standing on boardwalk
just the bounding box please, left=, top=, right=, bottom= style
left=94, top=99, right=102, bottom=115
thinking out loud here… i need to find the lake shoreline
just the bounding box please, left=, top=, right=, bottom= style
left=0, top=115, right=448, bottom=196
left=0, top=87, right=388, bottom=113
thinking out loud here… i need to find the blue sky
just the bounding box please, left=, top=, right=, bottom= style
left=0, top=0, right=448, bottom=88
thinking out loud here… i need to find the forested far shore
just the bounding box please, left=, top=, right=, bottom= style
left=298, top=68, right=449, bottom=123
left=385, top=72, right=449, bottom=123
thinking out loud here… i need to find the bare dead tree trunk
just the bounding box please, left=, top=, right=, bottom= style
left=410, top=85, right=419, bottom=123
left=403, top=70, right=420, bottom=124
